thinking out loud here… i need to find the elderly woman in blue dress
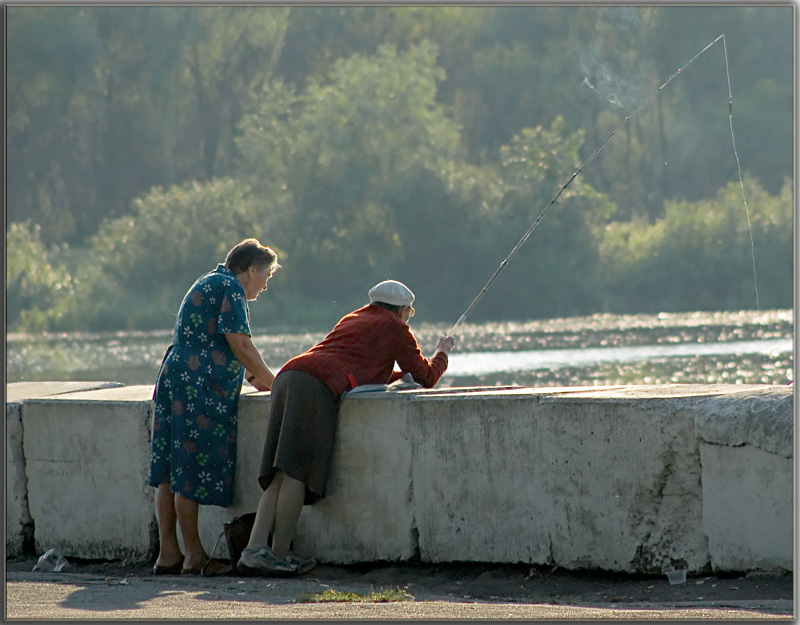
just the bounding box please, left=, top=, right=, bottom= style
left=148, top=238, right=279, bottom=576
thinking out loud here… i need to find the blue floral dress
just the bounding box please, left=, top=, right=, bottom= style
left=148, top=264, right=251, bottom=507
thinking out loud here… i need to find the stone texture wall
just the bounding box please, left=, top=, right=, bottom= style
left=5, top=382, right=793, bottom=574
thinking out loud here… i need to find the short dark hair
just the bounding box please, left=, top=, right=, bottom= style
left=370, top=301, right=402, bottom=314
left=225, top=238, right=279, bottom=275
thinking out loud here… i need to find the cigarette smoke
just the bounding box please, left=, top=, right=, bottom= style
left=579, top=7, right=646, bottom=111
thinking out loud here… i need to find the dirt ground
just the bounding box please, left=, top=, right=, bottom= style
left=6, top=555, right=794, bottom=610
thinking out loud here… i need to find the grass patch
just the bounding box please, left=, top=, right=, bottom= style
left=296, top=587, right=414, bottom=603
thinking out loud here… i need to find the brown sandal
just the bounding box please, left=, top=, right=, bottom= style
left=181, top=558, right=232, bottom=577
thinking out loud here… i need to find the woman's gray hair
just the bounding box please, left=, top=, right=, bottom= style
left=225, top=238, right=280, bottom=275
left=370, top=301, right=403, bottom=314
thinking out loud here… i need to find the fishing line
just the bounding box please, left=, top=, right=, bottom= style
left=721, top=35, right=760, bottom=313
left=447, top=34, right=759, bottom=338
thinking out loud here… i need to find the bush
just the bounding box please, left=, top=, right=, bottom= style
left=84, top=178, right=284, bottom=330
left=598, top=176, right=793, bottom=313
left=6, top=221, right=76, bottom=331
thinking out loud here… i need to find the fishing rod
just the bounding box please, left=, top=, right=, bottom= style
left=447, top=34, right=735, bottom=339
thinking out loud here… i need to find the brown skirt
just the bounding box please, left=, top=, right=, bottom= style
left=258, top=370, right=340, bottom=505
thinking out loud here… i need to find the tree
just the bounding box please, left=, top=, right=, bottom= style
left=651, top=5, right=793, bottom=196
left=5, top=5, right=793, bottom=331
left=274, top=6, right=397, bottom=90
left=444, top=6, right=577, bottom=159
left=451, top=117, right=616, bottom=321
left=238, top=41, right=464, bottom=311
left=89, top=6, right=190, bottom=217
left=174, top=6, right=290, bottom=181
left=6, top=5, right=290, bottom=246
left=6, top=7, right=103, bottom=243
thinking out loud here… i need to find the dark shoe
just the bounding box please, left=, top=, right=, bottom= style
left=153, top=556, right=184, bottom=575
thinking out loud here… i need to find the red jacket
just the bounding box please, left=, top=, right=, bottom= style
left=280, top=305, right=448, bottom=396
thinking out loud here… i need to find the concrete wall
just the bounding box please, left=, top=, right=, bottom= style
left=5, top=382, right=793, bottom=574
left=693, top=391, right=794, bottom=572
left=5, top=382, right=123, bottom=558
left=19, top=385, right=153, bottom=560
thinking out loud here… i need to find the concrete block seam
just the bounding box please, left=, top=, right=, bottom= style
left=8, top=402, right=35, bottom=556
left=696, top=438, right=792, bottom=460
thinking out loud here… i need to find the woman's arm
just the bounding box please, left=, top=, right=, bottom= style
left=394, top=328, right=453, bottom=388
left=225, top=332, right=276, bottom=391
left=388, top=336, right=454, bottom=384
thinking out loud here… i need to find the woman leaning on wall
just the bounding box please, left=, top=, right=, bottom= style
left=148, top=238, right=279, bottom=577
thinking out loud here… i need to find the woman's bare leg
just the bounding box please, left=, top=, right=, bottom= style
left=270, top=474, right=305, bottom=560
left=154, top=483, right=183, bottom=567
left=175, top=492, right=208, bottom=570
left=246, top=471, right=284, bottom=550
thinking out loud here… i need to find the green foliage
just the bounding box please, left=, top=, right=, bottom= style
left=235, top=80, right=297, bottom=189
left=650, top=5, right=793, bottom=196
left=5, top=6, right=794, bottom=332
left=599, top=176, right=793, bottom=313
left=275, top=6, right=398, bottom=89
left=175, top=6, right=291, bottom=180
left=6, top=7, right=103, bottom=242
left=238, top=41, right=463, bottom=307
left=6, top=222, right=76, bottom=331
left=450, top=118, right=616, bottom=320
left=296, top=40, right=459, bottom=185
left=296, top=587, right=414, bottom=603
left=83, top=178, right=280, bottom=329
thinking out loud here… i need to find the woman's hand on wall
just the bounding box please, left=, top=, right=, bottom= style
left=250, top=376, right=273, bottom=392
left=227, top=333, right=276, bottom=390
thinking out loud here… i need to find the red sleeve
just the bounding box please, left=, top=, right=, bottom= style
left=392, top=322, right=449, bottom=388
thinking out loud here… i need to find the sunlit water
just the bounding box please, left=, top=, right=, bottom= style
left=6, top=309, right=794, bottom=388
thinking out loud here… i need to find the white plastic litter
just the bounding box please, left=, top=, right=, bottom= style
left=665, top=569, right=687, bottom=585
left=33, top=548, right=69, bottom=572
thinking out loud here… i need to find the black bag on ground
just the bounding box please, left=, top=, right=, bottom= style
left=224, top=512, right=256, bottom=568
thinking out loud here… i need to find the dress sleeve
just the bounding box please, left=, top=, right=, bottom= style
left=393, top=323, right=448, bottom=388
left=217, top=278, right=251, bottom=336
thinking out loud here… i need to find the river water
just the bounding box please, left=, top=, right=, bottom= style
left=6, top=309, right=794, bottom=388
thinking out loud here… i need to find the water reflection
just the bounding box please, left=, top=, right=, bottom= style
left=446, top=338, right=792, bottom=376
left=6, top=309, right=793, bottom=387
left=442, top=352, right=794, bottom=388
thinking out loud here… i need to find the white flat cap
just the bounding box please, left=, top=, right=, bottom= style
left=368, top=280, right=415, bottom=307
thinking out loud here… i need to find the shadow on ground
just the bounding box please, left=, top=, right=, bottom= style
left=6, top=556, right=793, bottom=611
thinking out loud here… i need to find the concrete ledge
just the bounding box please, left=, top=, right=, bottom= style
left=693, top=390, right=794, bottom=457
left=6, top=382, right=793, bottom=574
left=21, top=386, right=154, bottom=560
left=295, top=394, right=418, bottom=563
left=5, top=382, right=123, bottom=558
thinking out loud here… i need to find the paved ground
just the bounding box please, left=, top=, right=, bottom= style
left=5, top=557, right=794, bottom=620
